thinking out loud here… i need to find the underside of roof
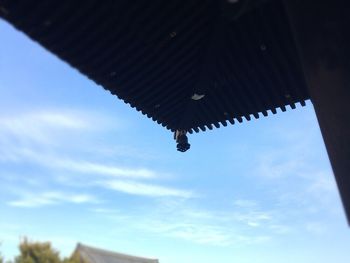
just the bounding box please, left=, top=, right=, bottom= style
left=0, top=0, right=309, bottom=133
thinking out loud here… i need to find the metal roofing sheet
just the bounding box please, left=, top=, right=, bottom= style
left=76, top=243, right=158, bottom=263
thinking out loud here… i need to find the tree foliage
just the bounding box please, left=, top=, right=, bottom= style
left=1, top=238, right=79, bottom=263
left=62, top=252, right=80, bottom=263
left=15, top=238, right=61, bottom=263
left=1, top=242, right=5, bottom=263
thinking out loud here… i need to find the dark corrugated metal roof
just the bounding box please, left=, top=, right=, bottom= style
left=0, top=0, right=309, bottom=133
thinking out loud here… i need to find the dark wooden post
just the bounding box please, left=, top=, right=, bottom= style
left=284, top=0, right=350, bottom=224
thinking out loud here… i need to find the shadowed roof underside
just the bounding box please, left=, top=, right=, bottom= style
left=0, top=0, right=309, bottom=133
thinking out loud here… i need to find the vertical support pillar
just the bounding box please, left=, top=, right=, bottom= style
left=284, top=0, right=350, bottom=224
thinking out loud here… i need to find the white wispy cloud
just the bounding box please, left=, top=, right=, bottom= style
left=0, top=109, right=195, bottom=206
left=231, top=210, right=272, bottom=228
left=1, top=147, right=158, bottom=180
left=149, top=221, right=233, bottom=246
left=305, top=222, right=327, bottom=235
left=115, top=197, right=281, bottom=246
left=246, top=114, right=346, bottom=235
left=137, top=216, right=273, bottom=246
left=0, top=110, right=90, bottom=146
left=234, top=235, right=272, bottom=244
left=256, top=153, right=303, bottom=179
left=0, top=109, right=160, bottom=180
left=268, top=224, right=292, bottom=234
left=54, top=160, right=157, bottom=179
left=0, top=108, right=195, bottom=207
left=1, top=108, right=290, bottom=248
left=0, top=109, right=116, bottom=133
left=90, top=208, right=120, bottom=214
left=234, top=199, right=258, bottom=208
left=98, top=179, right=195, bottom=198
left=307, top=171, right=337, bottom=196
left=7, top=191, right=99, bottom=208
left=133, top=208, right=232, bottom=246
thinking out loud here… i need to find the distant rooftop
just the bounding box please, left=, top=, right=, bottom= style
left=75, top=243, right=159, bottom=263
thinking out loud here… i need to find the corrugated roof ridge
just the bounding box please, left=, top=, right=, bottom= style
left=77, top=243, right=158, bottom=262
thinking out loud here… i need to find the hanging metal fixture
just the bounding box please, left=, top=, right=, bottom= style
left=174, top=130, right=190, bottom=152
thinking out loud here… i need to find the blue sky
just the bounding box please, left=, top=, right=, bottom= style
left=0, top=19, right=349, bottom=263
